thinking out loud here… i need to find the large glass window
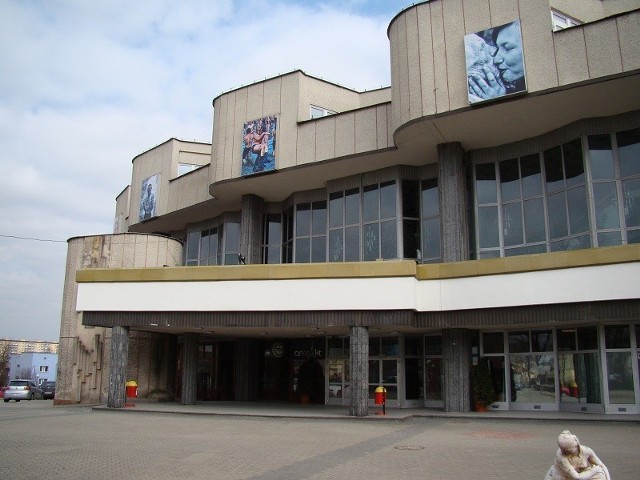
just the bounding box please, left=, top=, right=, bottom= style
left=474, top=127, right=640, bottom=258
left=509, top=330, right=555, bottom=405
left=420, top=179, right=441, bottom=263
left=294, top=201, right=327, bottom=263
left=558, top=326, right=602, bottom=405
left=263, top=214, right=282, bottom=264
left=363, top=181, right=397, bottom=261
left=329, top=188, right=360, bottom=262
left=185, top=220, right=237, bottom=265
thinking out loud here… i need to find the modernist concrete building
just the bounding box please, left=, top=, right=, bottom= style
left=57, top=0, right=640, bottom=416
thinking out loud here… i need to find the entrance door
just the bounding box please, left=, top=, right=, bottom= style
left=603, top=324, right=638, bottom=414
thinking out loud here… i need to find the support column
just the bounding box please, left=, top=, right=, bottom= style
left=442, top=328, right=472, bottom=413
left=107, top=325, right=129, bottom=408
left=349, top=326, right=369, bottom=417
left=240, top=194, right=264, bottom=264
left=181, top=333, right=199, bottom=405
left=437, top=142, right=469, bottom=262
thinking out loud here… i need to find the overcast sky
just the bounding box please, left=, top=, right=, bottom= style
left=0, top=0, right=415, bottom=341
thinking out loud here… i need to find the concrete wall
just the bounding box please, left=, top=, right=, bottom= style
left=388, top=0, right=639, bottom=134
left=56, top=234, right=182, bottom=404
left=210, top=71, right=394, bottom=184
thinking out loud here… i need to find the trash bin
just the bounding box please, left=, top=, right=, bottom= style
left=125, top=380, right=138, bottom=399
left=374, top=385, right=387, bottom=405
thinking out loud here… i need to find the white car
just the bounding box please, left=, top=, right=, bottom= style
left=3, top=379, right=43, bottom=402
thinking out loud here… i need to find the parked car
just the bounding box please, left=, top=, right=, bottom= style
left=3, top=379, right=43, bottom=402
left=40, top=381, right=56, bottom=400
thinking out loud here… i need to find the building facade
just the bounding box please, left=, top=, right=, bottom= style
left=9, top=352, right=58, bottom=385
left=57, top=0, right=640, bottom=415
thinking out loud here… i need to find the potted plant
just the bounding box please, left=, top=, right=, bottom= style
left=472, top=357, right=495, bottom=412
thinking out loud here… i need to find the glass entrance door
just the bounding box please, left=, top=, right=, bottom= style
left=603, top=325, right=638, bottom=413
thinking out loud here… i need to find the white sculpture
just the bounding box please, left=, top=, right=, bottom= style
left=545, top=430, right=611, bottom=479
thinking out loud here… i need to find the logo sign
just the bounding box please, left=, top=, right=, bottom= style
left=271, top=342, right=285, bottom=358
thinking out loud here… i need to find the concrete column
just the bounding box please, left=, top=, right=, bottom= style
left=107, top=325, right=129, bottom=408
left=349, top=326, right=369, bottom=417
left=181, top=333, right=199, bottom=405
left=442, top=328, right=472, bottom=413
left=240, top=194, right=264, bottom=264
left=437, top=142, right=469, bottom=262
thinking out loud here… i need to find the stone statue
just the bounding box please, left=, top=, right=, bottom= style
left=545, top=430, right=611, bottom=479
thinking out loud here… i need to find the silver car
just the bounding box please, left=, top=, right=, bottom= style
left=3, top=379, right=43, bottom=402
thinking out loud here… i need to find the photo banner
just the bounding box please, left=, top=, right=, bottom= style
left=242, top=115, right=277, bottom=176
left=465, top=20, right=527, bottom=104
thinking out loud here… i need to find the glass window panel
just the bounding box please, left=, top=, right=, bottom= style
left=345, top=226, right=360, bottom=261
left=567, top=186, right=590, bottom=234
left=598, top=231, right=622, bottom=246
left=380, top=181, right=397, bottom=219
left=224, top=222, right=240, bottom=254
left=521, top=153, right=542, bottom=197
left=605, top=325, right=630, bottom=349
left=363, top=184, right=379, bottom=223
left=509, top=331, right=530, bottom=353
left=503, top=202, right=523, bottom=246
left=424, top=335, right=442, bottom=355
left=510, top=355, right=555, bottom=404
left=504, top=244, right=547, bottom=256
left=186, top=231, right=200, bottom=263
left=547, top=192, right=568, bottom=239
left=329, top=192, right=344, bottom=228
left=544, top=146, right=564, bottom=194
left=588, top=134, right=615, bottom=181
left=479, top=250, right=501, bottom=259
left=559, top=353, right=602, bottom=404
left=593, top=182, right=621, bottom=229
left=311, top=236, right=326, bottom=263
left=606, top=352, right=635, bottom=404
left=421, top=217, right=441, bottom=260
left=369, top=339, right=380, bottom=357
left=381, top=337, right=400, bottom=356
left=532, top=330, right=553, bottom=352
left=225, top=253, right=238, bottom=265
left=296, top=203, right=311, bottom=236
left=425, top=358, right=442, bottom=401
left=557, top=329, right=577, bottom=351
left=295, top=238, right=310, bottom=263
left=266, top=245, right=281, bottom=264
left=380, top=220, right=397, bottom=259
left=577, top=326, right=598, bottom=350
left=475, top=163, right=497, bottom=204
left=328, top=338, right=344, bottom=357
left=478, top=206, right=499, bottom=248
left=208, top=230, right=219, bottom=264
left=500, top=158, right=521, bottom=202
left=523, top=198, right=546, bottom=243
left=627, top=229, right=640, bottom=244
left=402, top=180, right=420, bottom=218
left=405, top=336, right=423, bottom=356
left=487, top=356, right=506, bottom=402
left=403, top=219, right=420, bottom=259
left=363, top=223, right=379, bottom=261
left=563, top=139, right=585, bottom=188
left=199, top=232, right=210, bottom=262
left=266, top=215, right=282, bottom=245
left=623, top=178, right=640, bottom=227
left=482, top=332, right=504, bottom=354
left=368, top=359, right=380, bottom=383
left=382, top=360, right=398, bottom=384
left=617, top=128, right=640, bottom=178
left=329, top=229, right=343, bottom=262
left=421, top=179, right=439, bottom=218
left=405, top=357, right=423, bottom=400
left=312, top=201, right=327, bottom=235
left=345, top=188, right=360, bottom=225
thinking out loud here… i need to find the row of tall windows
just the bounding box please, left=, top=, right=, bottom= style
left=185, top=220, right=241, bottom=266
left=475, top=128, right=640, bottom=258
left=262, top=179, right=441, bottom=264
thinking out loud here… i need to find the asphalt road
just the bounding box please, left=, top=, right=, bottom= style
left=1, top=400, right=638, bottom=479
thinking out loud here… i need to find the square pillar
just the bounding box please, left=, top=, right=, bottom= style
left=442, top=328, right=472, bottom=412
left=349, top=326, right=369, bottom=417
left=181, top=333, right=199, bottom=405
left=107, top=325, right=129, bottom=408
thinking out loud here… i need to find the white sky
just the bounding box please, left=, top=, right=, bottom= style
left=0, top=0, right=416, bottom=341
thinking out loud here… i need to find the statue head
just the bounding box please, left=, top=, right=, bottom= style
left=557, top=430, right=580, bottom=455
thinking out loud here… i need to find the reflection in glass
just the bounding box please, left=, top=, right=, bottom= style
left=521, top=153, right=542, bottom=197
left=606, top=352, right=635, bottom=404
left=363, top=223, right=379, bottom=261
left=605, top=325, right=630, bottom=349
left=503, top=202, right=523, bottom=246
left=483, top=332, right=504, bottom=354
left=588, top=134, right=615, bottom=181
left=476, top=163, right=497, bottom=204
left=478, top=206, right=499, bottom=248
left=617, top=128, right=640, bottom=178
left=567, top=186, right=589, bottom=234
left=559, top=353, right=601, bottom=404
left=500, top=158, right=520, bottom=202
left=510, top=355, right=555, bottom=403
left=623, top=178, right=640, bottom=227
left=380, top=220, right=397, bottom=259
left=593, top=182, right=621, bottom=229
left=524, top=198, right=546, bottom=242
left=424, top=358, right=442, bottom=401
left=547, top=192, right=568, bottom=239
left=487, top=356, right=506, bottom=402
left=563, top=139, right=584, bottom=188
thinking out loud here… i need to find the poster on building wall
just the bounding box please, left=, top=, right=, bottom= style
left=465, top=20, right=527, bottom=104
left=139, top=174, right=158, bottom=221
left=241, top=115, right=277, bottom=176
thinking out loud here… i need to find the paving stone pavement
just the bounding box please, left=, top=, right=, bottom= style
left=1, top=400, right=638, bottom=479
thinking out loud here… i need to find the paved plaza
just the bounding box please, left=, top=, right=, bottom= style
left=1, top=400, right=638, bottom=479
